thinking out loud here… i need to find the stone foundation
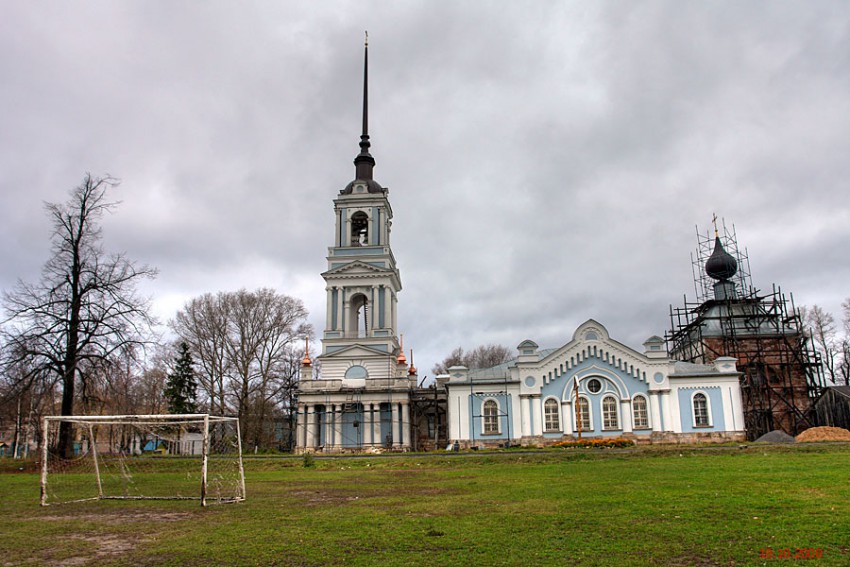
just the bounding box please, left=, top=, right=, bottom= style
left=454, top=431, right=746, bottom=450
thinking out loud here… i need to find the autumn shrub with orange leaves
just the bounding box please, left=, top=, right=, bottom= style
left=551, top=437, right=635, bottom=449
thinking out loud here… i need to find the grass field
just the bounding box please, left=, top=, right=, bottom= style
left=1, top=444, right=848, bottom=566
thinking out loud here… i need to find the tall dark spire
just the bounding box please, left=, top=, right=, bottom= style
left=354, top=31, right=375, bottom=181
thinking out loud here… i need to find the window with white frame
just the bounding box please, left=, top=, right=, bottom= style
left=602, top=396, right=619, bottom=430
left=544, top=398, right=561, bottom=432
left=576, top=397, right=591, bottom=431
left=482, top=399, right=500, bottom=434
left=693, top=392, right=710, bottom=427
left=632, top=395, right=649, bottom=429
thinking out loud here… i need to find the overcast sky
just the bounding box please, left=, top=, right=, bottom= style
left=2, top=2, right=849, bottom=377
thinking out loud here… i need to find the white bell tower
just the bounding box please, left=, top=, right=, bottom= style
left=296, top=35, right=414, bottom=454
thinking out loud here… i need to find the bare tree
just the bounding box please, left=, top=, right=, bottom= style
left=0, top=345, right=58, bottom=458
left=171, top=288, right=312, bottom=449
left=802, top=304, right=839, bottom=384
left=839, top=299, right=850, bottom=386
left=171, top=292, right=230, bottom=414
left=432, top=343, right=514, bottom=375
left=1, top=174, right=156, bottom=457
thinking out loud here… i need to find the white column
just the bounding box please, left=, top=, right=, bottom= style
left=401, top=401, right=411, bottom=448
left=663, top=389, right=680, bottom=433
left=520, top=396, right=531, bottom=437
left=305, top=404, right=315, bottom=448
left=326, top=288, right=334, bottom=331
left=529, top=397, right=539, bottom=436
left=731, top=386, right=745, bottom=432
left=391, top=402, right=400, bottom=447
left=325, top=405, right=333, bottom=448
left=620, top=399, right=633, bottom=433
left=371, top=286, right=379, bottom=332
left=391, top=293, right=397, bottom=332
left=322, top=406, right=331, bottom=448
left=364, top=404, right=373, bottom=446
left=296, top=404, right=306, bottom=450
left=373, top=404, right=382, bottom=447
left=562, top=401, right=573, bottom=435
left=336, top=287, right=342, bottom=336
left=333, top=405, right=343, bottom=449
left=649, top=392, right=662, bottom=432
left=661, top=390, right=675, bottom=432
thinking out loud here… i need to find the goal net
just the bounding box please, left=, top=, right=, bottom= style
left=40, top=414, right=245, bottom=506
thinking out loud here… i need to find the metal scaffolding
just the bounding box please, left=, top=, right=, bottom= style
left=690, top=221, right=754, bottom=303
left=667, top=224, right=825, bottom=440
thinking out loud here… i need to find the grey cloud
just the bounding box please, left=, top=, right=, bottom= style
left=2, top=2, right=848, bottom=375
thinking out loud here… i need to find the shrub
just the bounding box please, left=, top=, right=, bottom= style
left=552, top=437, right=635, bottom=449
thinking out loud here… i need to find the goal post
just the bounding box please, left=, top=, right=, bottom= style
left=40, top=414, right=245, bottom=507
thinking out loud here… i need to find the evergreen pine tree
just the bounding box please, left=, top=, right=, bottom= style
left=164, top=342, right=198, bottom=414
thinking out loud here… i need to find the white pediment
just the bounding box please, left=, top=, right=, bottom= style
left=322, top=261, right=392, bottom=277
left=320, top=343, right=395, bottom=359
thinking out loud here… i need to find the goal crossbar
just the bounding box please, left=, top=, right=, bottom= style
left=43, top=414, right=233, bottom=425
left=41, top=414, right=245, bottom=507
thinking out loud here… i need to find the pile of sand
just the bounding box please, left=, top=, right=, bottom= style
left=795, top=426, right=850, bottom=442
left=754, top=430, right=796, bottom=443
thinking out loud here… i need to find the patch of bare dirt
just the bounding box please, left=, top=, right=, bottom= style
left=289, top=489, right=366, bottom=506
left=52, top=534, right=139, bottom=567
left=32, top=513, right=193, bottom=567
left=796, top=426, right=850, bottom=442
left=41, top=511, right=192, bottom=523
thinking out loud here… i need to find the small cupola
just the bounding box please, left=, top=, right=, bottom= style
left=705, top=218, right=738, bottom=300
left=301, top=336, right=312, bottom=368
left=643, top=335, right=667, bottom=358
left=516, top=340, right=539, bottom=363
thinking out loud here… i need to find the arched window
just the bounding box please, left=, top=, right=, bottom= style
left=350, top=211, right=368, bottom=246
left=576, top=397, right=591, bottom=431
left=544, top=398, right=560, bottom=432
left=348, top=294, right=369, bottom=336
left=632, top=395, right=649, bottom=429
left=482, top=400, right=499, bottom=434
left=693, top=392, right=710, bottom=427
left=344, top=365, right=368, bottom=380
left=602, top=396, right=619, bottom=430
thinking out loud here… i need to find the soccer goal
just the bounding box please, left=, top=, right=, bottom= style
left=40, top=414, right=245, bottom=507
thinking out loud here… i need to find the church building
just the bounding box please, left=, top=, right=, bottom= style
left=443, top=320, right=746, bottom=447
left=295, top=39, right=748, bottom=452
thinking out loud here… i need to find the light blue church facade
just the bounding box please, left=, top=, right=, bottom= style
left=444, top=320, right=746, bottom=447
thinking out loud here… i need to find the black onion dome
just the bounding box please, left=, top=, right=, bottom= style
left=705, top=236, right=738, bottom=281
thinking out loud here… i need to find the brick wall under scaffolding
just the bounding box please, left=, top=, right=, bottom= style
left=668, top=287, right=824, bottom=440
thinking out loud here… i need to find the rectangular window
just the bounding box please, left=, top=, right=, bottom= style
left=483, top=400, right=499, bottom=434
left=633, top=396, right=649, bottom=429
left=576, top=398, right=591, bottom=431
left=693, top=393, right=710, bottom=427
left=544, top=399, right=560, bottom=432
left=602, top=397, right=619, bottom=430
